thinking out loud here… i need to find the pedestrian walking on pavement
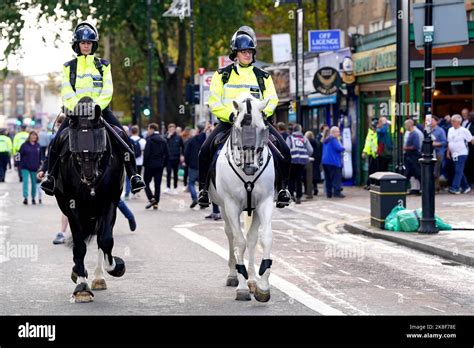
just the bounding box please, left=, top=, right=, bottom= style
left=304, top=130, right=322, bottom=196
left=13, top=125, right=29, bottom=182
left=322, top=126, right=345, bottom=198
left=361, top=118, right=378, bottom=189
left=0, top=129, right=13, bottom=182
left=463, top=111, right=474, bottom=186
left=286, top=124, right=313, bottom=204
left=184, top=122, right=208, bottom=208
left=19, top=131, right=41, bottom=205
left=143, top=123, right=169, bottom=209
left=181, top=127, right=192, bottom=191
left=164, top=123, right=184, bottom=195
left=447, top=114, right=474, bottom=194
left=125, top=125, right=147, bottom=199
left=375, top=117, right=393, bottom=172
left=403, top=119, right=422, bottom=194
left=38, top=127, right=50, bottom=162
left=431, top=116, right=447, bottom=192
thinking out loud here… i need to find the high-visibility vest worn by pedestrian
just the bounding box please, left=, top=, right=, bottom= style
left=363, top=128, right=378, bottom=158
left=208, top=64, right=279, bottom=123
left=13, top=131, right=28, bottom=155
left=0, top=135, right=12, bottom=154
left=61, top=54, right=113, bottom=112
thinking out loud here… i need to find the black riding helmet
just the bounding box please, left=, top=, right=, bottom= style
left=229, top=33, right=256, bottom=62
left=72, top=21, right=99, bottom=55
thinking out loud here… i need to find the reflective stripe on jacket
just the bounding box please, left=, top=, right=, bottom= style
left=363, top=128, right=378, bottom=158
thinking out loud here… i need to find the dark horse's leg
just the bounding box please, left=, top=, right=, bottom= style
left=98, top=201, right=125, bottom=278
left=67, top=208, right=94, bottom=303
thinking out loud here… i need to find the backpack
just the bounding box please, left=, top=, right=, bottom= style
left=65, top=57, right=109, bottom=91
left=130, top=137, right=142, bottom=158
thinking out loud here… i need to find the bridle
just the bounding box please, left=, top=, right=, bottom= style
left=225, top=98, right=272, bottom=216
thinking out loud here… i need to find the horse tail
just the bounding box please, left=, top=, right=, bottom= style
left=243, top=212, right=253, bottom=234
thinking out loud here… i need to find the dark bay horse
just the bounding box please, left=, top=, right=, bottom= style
left=53, top=97, right=127, bottom=303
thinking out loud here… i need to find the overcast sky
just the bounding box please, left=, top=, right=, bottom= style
left=0, top=7, right=76, bottom=80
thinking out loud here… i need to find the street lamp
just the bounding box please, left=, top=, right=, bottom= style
left=167, top=62, right=177, bottom=75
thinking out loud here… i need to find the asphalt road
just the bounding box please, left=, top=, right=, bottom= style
left=0, top=172, right=473, bottom=315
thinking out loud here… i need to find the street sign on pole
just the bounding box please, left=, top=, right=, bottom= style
left=295, top=7, right=304, bottom=125
left=413, top=0, right=468, bottom=50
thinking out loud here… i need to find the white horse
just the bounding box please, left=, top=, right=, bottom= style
left=209, top=95, right=275, bottom=302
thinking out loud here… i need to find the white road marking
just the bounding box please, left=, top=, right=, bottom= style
left=339, top=270, right=351, bottom=275
left=357, top=277, right=370, bottom=283
left=322, top=262, right=333, bottom=268
left=374, top=285, right=386, bottom=289
left=422, top=305, right=446, bottom=313
left=172, top=226, right=346, bottom=315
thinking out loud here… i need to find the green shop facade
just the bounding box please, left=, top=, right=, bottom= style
left=352, top=22, right=474, bottom=186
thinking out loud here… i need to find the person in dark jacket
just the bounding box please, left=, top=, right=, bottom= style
left=322, top=126, right=345, bottom=198
left=19, top=131, right=41, bottom=205
left=143, top=123, right=169, bottom=209
left=164, top=123, right=184, bottom=195
left=184, top=122, right=208, bottom=208
left=304, top=130, right=322, bottom=196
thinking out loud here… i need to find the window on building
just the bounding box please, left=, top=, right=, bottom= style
left=16, top=83, right=24, bottom=100
left=369, top=20, right=383, bottom=33
left=16, top=101, right=24, bottom=116
left=384, top=20, right=392, bottom=28
left=357, top=24, right=365, bottom=35
left=3, top=84, right=10, bottom=100
left=348, top=26, right=357, bottom=35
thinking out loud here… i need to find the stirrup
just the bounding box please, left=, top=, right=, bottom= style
left=130, top=174, right=145, bottom=194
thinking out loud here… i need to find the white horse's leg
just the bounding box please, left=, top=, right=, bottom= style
left=254, top=198, right=273, bottom=302
left=246, top=212, right=260, bottom=294
left=225, top=203, right=250, bottom=301
left=91, top=248, right=107, bottom=290
left=221, top=209, right=238, bottom=287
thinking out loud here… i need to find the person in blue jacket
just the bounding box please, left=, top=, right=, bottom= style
left=19, top=131, right=41, bottom=205
left=322, top=126, right=346, bottom=198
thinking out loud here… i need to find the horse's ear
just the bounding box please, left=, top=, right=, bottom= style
left=259, top=98, right=270, bottom=111
left=233, top=100, right=240, bottom=111
left=94, top=104, right=102, bottom=121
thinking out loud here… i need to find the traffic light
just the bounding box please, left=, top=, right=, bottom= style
left=30, top=119, right=35, bottom=126
left=131, top=94, right=140, bottom=125
left=16, top=115, right=23, bottom=126
left=142, top=96, right=151, bottom=118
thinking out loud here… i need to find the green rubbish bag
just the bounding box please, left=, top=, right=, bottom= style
left=414, top=209, right=452, bottom=231
left=178, top=168, right=184, bottom=178
left=398, top=209, right=420, bottom=232
left=384, top=205, right=405, bottom=231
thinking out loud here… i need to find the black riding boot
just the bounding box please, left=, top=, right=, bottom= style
left=267, top=123, right=292, bottom=208
left=40, top=142, right=60, bottom=196
left=120, top=142, right=145, bottom=194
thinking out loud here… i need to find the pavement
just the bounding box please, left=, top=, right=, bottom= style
left=340, top=186, right=474, bottom=267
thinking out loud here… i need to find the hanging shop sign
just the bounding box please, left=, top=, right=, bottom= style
left=313, top=67, right=342, bottom=95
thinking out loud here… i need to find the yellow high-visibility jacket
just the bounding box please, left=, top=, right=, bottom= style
left=363, top=128, right=378, bottom=158
left=61, top=54, right=113, bottom=111
left=0, top=135, right=12, bottom=154
left=207, top=64, right=279, bottom=123
left=13, top=131, right=28, bottom=155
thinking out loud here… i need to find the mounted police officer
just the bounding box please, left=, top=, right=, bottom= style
left=41, top=20, right=145, bottom=195
left=197, top=26, right=291, bottom=208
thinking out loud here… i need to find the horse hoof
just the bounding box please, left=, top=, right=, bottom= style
left=247, top=280, right=257, bottom=294
left=73, top=283, right=94, bottom=303
left=226, top=276, right=239, bottom=287
left=235, top=290, right=251, bottom=301
left=71, top=268, right=88, bottom=284
left=74, top=292, right=94, bottom=303
left=254, top=286, right=271, bottom=303
left=91, top=278, right=107, bottom=290
left=107, top=256, right=126, bottom=277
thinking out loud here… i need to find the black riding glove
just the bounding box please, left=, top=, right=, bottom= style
left=229, top=112, right=235, bottom=123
